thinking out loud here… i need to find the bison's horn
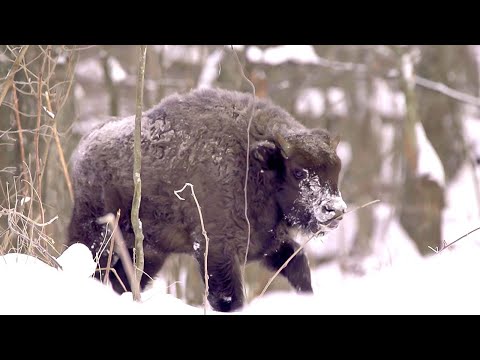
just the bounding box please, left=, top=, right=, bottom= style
left=275, top=133, right=292, bottom=159
left=331, top=135, right=340, bottom=150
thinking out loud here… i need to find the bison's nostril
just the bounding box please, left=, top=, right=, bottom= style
left=322, top=205, right=334, bottom=214
left=322, top=204, right=346, bottom=218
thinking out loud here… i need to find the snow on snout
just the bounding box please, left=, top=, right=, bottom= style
left=319, top=196, right=347, bottom=219
left=298, top=173, right=346, bottom=224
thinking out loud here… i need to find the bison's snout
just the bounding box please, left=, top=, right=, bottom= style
left=321, top=197, right=347, bottom=225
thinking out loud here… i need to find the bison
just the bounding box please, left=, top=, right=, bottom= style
left=68, top=88, right=347, bottom=312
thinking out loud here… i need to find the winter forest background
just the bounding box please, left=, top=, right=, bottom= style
left=1, top=45, right=480, bottom=314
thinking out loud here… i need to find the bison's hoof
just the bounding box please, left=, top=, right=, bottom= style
left=209, top=294, right=243, bottom=312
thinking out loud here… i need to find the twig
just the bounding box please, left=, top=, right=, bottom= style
left=0, top=45, right=29, bottom=107
left=30, top=48, right=47, bottom=242
left=415, top=76, right=480, bottom=108
left=55, top=48, right=79, bottom=113
left=174, top=183, right=210, bottom=315
left=315, top=54, right=367, bottom=72
left=0, top=173, right=61, bottom=268
left=96, top=268, right=127, bottom=292
left=428, top=226, right=480, bottom=254
left=36, top=48, right=78, bottom=209
left=97, top=212, right=140, bottom=292
left=260, top=199, right=381, bottom=297
left=38, top=91, right=60, bottom=199
left=131, top=45, right=147, bottom=302
left=43, top=105, right=74, bottom=202
left=23, top=161, right=46, bottom=249
left=35, top=72, right=43, bottom=189
left=11, top=84, right=27, bottom=197
left=2, top=207, right=59, bottom=227
left=229, top=45, right=256, bottom=299
left=103, top=211, right=121, bottom=285
left=34, top=53, right=48, bottom=228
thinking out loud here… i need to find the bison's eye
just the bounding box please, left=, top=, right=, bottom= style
left=292, top=168, right=307, bottom=180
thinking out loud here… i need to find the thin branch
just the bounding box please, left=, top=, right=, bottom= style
left=315, top=55, right=368, bottom=72
left=0, top=45, right=29, bottom=107
left=24, top=157, right=46, bottom=248
left=229, top=45, right=256, bottom=300
left=174, top=183, right=210, bottom=315
left=97, top=212, right=136, bottom=291
left=34, top=70, right=44, bottom=219
left=39, top=91, right=56, bottom=189
left=415, top=76, right=480, bottom=107
left=260, top=199, right=381, bottom=297
left=11, top=84, right=27, bottom=197
left=104, top=214, right=118, bottom=286
left=267, top=46, right=480, bottom=109
left=131, top=45, right=147, bottom=302
left=0, top=102, right=42, bottom=118
left=96, top=268, right=127, bottom=292
left=428, top=226, right=480, bottom=254
left=38, top=55, right=77, bottom=204
left=45, top=108, right=74, bottom=202
left=63, top=45, right=97, bottom=52
left=0, top=207, right=59, bottom=227
left=97, top=211, right=120, bottom=286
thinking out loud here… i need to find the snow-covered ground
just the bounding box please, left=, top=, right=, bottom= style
left=2, top=220, right=480, bottom=315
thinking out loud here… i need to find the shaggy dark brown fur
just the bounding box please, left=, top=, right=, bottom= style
left=68, top=88, right=346, bottom=312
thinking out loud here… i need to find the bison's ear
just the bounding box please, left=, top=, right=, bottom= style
left=251, top=140, right=278, bottom=170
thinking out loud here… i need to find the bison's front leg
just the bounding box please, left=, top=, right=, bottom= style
left=263, top=240, right=313, bottom=293
left=195, top=248, right=244, bottom=312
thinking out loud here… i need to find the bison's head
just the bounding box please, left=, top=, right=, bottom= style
left=252, top=129, right=347, bottom=236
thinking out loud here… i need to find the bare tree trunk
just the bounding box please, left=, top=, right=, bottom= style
left=100, top=49, right=119, bottom=117
left=397, top=47, right=444, bottom=256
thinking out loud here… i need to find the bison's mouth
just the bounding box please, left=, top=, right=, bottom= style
left=323, top=218, right=340, bottom=229
left=310, top=217, right=341, bottom=235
